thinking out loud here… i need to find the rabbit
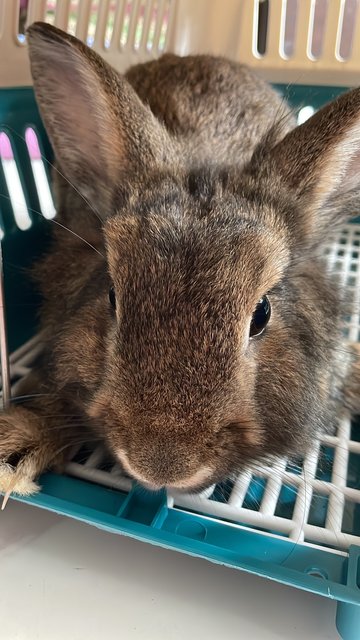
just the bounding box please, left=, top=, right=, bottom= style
left=1, top=21, right=360, bottom=501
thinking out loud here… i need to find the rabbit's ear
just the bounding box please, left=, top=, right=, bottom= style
left=27, top=22, right=174, bottom=218
left=263, top=88, right=360, bottom=244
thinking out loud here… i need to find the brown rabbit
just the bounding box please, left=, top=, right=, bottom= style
left=0, top=22, right=360, bottom=498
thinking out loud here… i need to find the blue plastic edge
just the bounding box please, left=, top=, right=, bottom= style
left=9, top=472, right=360, bottom=608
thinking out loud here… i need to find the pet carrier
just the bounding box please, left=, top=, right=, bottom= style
left=0, top=2, right=360, bottom=639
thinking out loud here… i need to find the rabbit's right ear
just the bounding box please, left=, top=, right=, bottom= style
left=260, top=87, right=360, bottom=247
left=27, top=22, right=175, bottom=218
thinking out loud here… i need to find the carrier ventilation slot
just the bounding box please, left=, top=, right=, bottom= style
left=16, top=0, right=173, bottom=54
left=0, top=127, right=55, bottom=236
left=67, top=0, right=80, bottom=36
left=252, top=0, right=360, bottom=63
left=0, top=132, right=31, bottom=232
left=24, top=128, right=56, bottom=221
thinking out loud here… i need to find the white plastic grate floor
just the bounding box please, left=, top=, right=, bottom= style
left=3, top=224, right=360, bottom=554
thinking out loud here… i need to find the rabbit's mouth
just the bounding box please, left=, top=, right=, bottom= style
left=116, top=447, right=213, bottom=492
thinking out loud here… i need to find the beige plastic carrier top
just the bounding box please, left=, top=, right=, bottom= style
left=1, top=0, right=360, bottom=88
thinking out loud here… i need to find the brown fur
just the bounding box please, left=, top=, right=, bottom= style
left=0, top=22, right=359, bottom=495
left=344, top=343, right=360, bottom=413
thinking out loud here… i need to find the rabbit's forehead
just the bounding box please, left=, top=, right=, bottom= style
left=106, top=211, right=289, bottom=308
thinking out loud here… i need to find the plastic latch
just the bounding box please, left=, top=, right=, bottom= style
left=116, top=484, right=167, bottom=526
left=345, top=545, right=360, bottom=591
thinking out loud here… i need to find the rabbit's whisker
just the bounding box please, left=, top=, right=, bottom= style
left=0, top=194, right=105, bottom=259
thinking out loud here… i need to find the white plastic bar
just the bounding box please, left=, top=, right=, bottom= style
left=173, top=494, right=296, bottom=533
left=75, top=0, right=93, bottom=41
left=259, top=457, right=287, bottom=516
left=227, top=470, right=253, bottom=507
left=9, top=0, right=21, bottom=46
left=127, top=0, right=142, bottom=52
left=288, top=442, right=320, bottom=542
left=336, top=0, right=347, bottom=60
left=294, top=0, right=313, bottom=60
left=109, top=0, right=127, bottom=51
left=343, top=487, right=360, bottom=501
left=25, top=125, right=56, bottom=220
left=161, top=0, right=174, bottom=52
left=237, top=0, right=255, bottom=60
left=0, top=143, right=32, bottom=231
left=349, top=0, right=360, bottom=61
left=348, top=439, right=360, bottom=456
left=303, top=524, right=360, bottom=549
left=26, top=0, right=47, bottom=26
left=84, top=445, right=107, bottom=468
left=8, top=333, right=42, bottom=363
left=29, top=160, right=56, bottom=219
left=153, top=0, right=169, bottom=51
left=110, top=463, right=125, bottom=476
left=266, top=0, right=285, bottom=59
left=251, top=0, right=261, bottom=58
left=65, top=462, right=133, bottom=492
left=321, top=0, right=342, bottom=63
left=93, top=0, right=111, bottom=49
left=139, top=0, right=153, bottom=51
left=54, top=0, right=71, bottom=31
left=325, top=417, right=350, bottom=532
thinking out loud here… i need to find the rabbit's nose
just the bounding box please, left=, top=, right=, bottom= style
left=167, top=465, right=213, bottom=490
left=116, top=447, right=172, bottom=486
left=116, top=447, right=213, bottom=490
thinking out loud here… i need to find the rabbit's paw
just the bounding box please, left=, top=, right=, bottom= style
left=0, top=462, right=40, bottom=497
left=0, top=406, right=45, bottom=505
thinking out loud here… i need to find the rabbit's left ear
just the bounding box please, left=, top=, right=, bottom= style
left=27, top=22, right=175, bottom=218
left=262, top=88, right=360, bottom=244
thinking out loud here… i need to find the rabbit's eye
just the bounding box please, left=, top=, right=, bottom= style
left=249, top=295, right=271, bottom=337
left=109, top=285, right=116, bottom=310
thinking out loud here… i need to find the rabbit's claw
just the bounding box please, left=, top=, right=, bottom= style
left=0, top=461, right=40, bottom=501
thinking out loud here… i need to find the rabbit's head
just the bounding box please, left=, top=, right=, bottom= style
left=27, top=24, right=360, bottom=490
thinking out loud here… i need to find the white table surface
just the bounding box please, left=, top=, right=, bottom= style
left=0, top=500, right=340, bottom=640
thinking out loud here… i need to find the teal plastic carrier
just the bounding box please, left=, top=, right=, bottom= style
left=1, top=82, right=360, bottom=640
